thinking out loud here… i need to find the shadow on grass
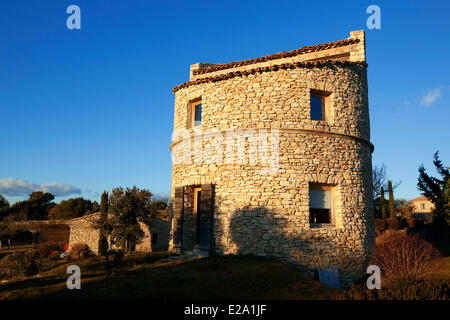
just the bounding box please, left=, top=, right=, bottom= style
left=20, top=255, right=339, bottom=300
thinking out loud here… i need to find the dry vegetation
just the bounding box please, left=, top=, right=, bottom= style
left=0, top=254, right=338, bottom=300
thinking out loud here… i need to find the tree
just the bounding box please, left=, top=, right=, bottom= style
left=6, top=191, right=55, bottom=220
left=380, top=187, right=387, bottom=220
left=150, top=200, right=168, bottom=211
left=0, top=194, right=9, bottom=210
left=388, top=180, right=396, bottom=218
left=98, top=187, right=154, bottom=254
left=372, top=164, right=401, bottom=218
left=92, top=201, right=100, bottom=213
left=49, top=197, right=95, bottom=220
left=97, top=191, right=109, bottom=256
left=28, top=191, right=55, bottom=220
left=0, top=195, right=9, bottom=220
left=396, top=199, right=414, bottom=220
left=373, top=164, right=387, bottom=199
left=417, top=151, right=449, bottom=228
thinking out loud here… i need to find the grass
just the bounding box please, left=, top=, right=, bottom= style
left=2, top=225, right=448, bottom=300
left=0, top=253, right=339, bottom=300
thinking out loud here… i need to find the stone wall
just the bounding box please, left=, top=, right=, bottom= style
left=66, top=213, right=101, bottom=253
left=169, top=30, right=375, bottom=287
left=66, top=213, right=170, bottom=254
left=149, top=219, right=171, bottom=251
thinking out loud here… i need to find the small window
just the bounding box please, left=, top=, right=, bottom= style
left=190, top=101, right=202, bottom=127
left=151, top=233, right=158, bottom=244
left=309, top=184, right=335, bottom=226
left=310, top=90, right=330, bottom=122
left=420, top=203, right=427, bottom=210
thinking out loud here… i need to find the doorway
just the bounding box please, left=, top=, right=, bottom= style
left=193, top=187, right=201, bottom=245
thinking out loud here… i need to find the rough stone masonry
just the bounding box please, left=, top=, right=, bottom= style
left=169, top=30, right=375, bottom=287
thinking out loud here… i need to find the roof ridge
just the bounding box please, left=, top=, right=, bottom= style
left=173, top=59, right=367, bottom=93
left=193, top=38, right=359, bottom=76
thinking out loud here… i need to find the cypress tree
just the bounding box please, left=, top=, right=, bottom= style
left=380, top=187, right=387, bottom=220
left=388, top=180, right=396, bottom=219
left=98, top=191, right=109, bottom=256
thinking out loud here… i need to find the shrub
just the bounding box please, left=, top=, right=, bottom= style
left=408, top=218, right=425, bottom=229
left=11, top=229, right=33, bottom=243
left=0, top=228, right=33, bottom=243
left=374, top=219, right=386, bottom=234
left=104, top=249, right=124, bottom=278
left=370, top=233, right=441, bottom=283
left=380, top=276, right=449, bottom=300
left=336, top=282, right=377, bottom=300
left=341, top=276, right=450, bottom=300
left=68, top=243, right=92, bottom=260
left=386, top=217, right=399, bottom=230
left=0, top=250, right=40, bottom=279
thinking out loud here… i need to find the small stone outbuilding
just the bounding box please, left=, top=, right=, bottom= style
left=66, top=212, right=171, bottom=253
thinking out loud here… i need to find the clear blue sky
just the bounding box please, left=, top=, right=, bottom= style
left=1, top=0, right=449, bottom=204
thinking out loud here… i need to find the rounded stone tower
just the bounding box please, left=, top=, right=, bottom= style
left=169, top=30, right=375, bottom=287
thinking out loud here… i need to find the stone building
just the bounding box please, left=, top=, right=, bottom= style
left=169, top=30, right=375, bottom=287
left=66, top=212, right=171, bottom=253
left=410, top=195, right=435, bottom=221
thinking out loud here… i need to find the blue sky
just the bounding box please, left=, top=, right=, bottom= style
left=1, top=0, right=449, bottom=204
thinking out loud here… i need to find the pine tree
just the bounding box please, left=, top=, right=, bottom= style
left=418, top=151, right=449, bottom=228
left=388, top=180, right=396, bottom=219
left=98, top=191, right=109, bottom=256
left=380, top=187, right=387, bottom=220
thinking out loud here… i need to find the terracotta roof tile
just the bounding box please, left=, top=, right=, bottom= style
left=411, top=195, right=430, bottom=202
left=192, top=38, right=359, bottom=76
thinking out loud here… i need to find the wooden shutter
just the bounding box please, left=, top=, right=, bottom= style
left=199, top=183, right=215, bottom=252
left=172, top=187, right=184, bottom=252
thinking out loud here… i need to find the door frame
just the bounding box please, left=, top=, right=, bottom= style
left=193, top=187, right=202, bottom=245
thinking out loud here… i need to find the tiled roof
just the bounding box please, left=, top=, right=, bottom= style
left=192, top=38, right=359, bottom=76
left=173, top=59, right=366, bottom=93
left=411, top=195, right=431, bottom=202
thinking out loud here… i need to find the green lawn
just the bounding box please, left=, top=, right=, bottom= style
left=0, top=253, right=339, bottom=300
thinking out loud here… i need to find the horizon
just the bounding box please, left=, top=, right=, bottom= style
left=1, top=0, right=449, bottom=205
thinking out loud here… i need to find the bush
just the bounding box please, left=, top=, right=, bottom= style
left=386, top=218, right=399, bottom=230
left=374, top=219, right=386, bottom=234
left=408, top=218, right=425, bottom=229
left=382, top=276, right=449, bottom=300
left=0, top=228, right=33, bottom=243
left=104, top=249, right=124, bottom=278
left=11, top=229, right=33, bottom=243
left=370, top=233, right=441, bottom=283
left=0, top=250, right=40, bottom=279
left=68, top=243, right=92, bottom=260
left=340, top=276, right=449, bottom=300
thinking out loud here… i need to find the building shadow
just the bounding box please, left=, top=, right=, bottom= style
left=216, top=205, right=368, bottom=287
